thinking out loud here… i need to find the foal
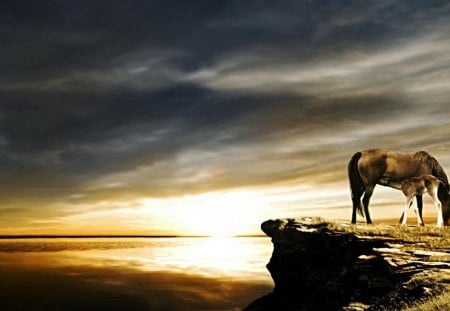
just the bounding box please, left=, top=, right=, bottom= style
left=400, top=175, right=444, bottom=227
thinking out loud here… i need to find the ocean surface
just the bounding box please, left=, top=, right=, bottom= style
left=0, top=237, right=273, bottom=311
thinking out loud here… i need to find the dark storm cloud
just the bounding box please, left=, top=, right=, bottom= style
left=3, top=0, right=446, bottom=90
left=1, top=0, right=450, bottom=227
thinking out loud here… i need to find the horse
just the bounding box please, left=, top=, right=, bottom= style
left=348, top=149, right=449, bottom=225
left=399, top=175, right=447, bottom=227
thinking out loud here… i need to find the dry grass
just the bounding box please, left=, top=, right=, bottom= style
left=404, top=291, right=450, bottom=311
left=326, top=218, right=450, bottom=310
left=294, top=217, right=450, bottom=310
left=326, top=220, right=450, bottom=249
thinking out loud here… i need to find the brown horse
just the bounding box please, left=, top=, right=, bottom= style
left=348, top=149, right=449, bottom=225
left=400, top=175, right=447, bottom=227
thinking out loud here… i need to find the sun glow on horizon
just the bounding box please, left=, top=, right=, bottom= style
left=140, top=183, right=350, bottom=237
left=142, top=189, right=271, bottom=237
left=3, top=180, right=432, bottom=236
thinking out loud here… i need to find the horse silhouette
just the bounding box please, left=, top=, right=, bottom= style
left=348, top=149, right=449, bottom=226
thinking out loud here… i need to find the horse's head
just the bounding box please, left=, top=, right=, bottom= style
left=445, top=191, right=450, bottom=226
left=438, top=183, right=450, bottom=225
left=443, top=197, right=450, bottom=226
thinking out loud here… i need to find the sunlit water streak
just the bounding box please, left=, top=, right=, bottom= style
left=0, top=237, right=273, bottom=281
left=0, top=237, right=274, bottom=310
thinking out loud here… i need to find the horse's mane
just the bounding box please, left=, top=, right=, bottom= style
left=413, top=151, right=449, bottom=186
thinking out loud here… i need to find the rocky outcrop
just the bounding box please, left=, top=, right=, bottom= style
left=244, top=218, right=450, bottom=311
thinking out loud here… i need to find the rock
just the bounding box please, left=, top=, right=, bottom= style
left=244, top=218, right=450, bottom=311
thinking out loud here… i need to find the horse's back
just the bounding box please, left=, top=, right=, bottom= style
left=357, top=149, right=425, bottom=184
left=359, top=149, right=409, bottom=164
left=385, top=151, right=422, bottom=178
left=357, top=149, right=389, bottom=184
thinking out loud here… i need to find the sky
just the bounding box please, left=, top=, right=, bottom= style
left=2, top=0, right=450, bottom=236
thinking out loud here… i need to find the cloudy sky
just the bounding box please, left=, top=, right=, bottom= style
left=2, top=0, right=450, bottom=235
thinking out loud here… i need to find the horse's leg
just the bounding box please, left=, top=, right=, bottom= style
left=398, top=194, right=424, bottom=226
left=362, top=186, right=374, bottom=224
left=351, top=191, right=363, bottom=224
left=399, top=195, right=423, bottom=224
left=413, top=200, right=424, bottom=226
left=351, top=203, right=357, bottom=224
left=398, top=211, right=404, bottom=224
left=416, top=195, right=424, bottom=226
left=430, top=191, right=444, bottom=227
left=351, top=184, right=364, bottom=224
left=402, top=195, right=414, bottom=226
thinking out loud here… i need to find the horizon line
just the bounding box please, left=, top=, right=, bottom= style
left=0, top=234, right=266, bottom=239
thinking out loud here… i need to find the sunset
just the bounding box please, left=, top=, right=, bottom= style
left=2, top=1, right=450, bottom=236
left=1, top=1, right=450, bottom=310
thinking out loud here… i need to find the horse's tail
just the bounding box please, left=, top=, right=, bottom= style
left=348, top=152, right=364, bottom=217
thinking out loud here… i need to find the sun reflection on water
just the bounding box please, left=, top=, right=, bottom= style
left=150, top=237, right=267, bottom=277
left=37, top=237, right=275, bottom=281
left=0, top=237, right=274, bottom=310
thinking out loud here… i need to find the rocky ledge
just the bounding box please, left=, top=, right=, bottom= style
left=244, top=218, right=450, bottom=311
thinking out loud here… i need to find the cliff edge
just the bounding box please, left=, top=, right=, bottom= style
left=244, top=218, right=450, bottom=311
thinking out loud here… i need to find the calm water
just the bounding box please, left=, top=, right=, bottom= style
left=0, top=237, right=273, bottom=311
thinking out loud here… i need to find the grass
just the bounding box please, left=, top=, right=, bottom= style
left=325, top=218, right=450, bottom=310
left=326, top=220, right=450, bottom=249
left=294, top=217, right=450, bottom=310
left=288, top=217, right=450, bottom=310
left=404, top=291, right=450, bottom=311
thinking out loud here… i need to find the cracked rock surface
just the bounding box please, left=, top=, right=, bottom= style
left=244, top=218, right=450, bottom=311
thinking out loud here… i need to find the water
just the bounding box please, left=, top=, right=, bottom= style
left=0, top=237, right=273, bottom=311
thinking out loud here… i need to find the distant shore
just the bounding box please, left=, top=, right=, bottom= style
left=0, top=235, right=183, bottom=239
left=0, top=234, right=266, bottom=239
